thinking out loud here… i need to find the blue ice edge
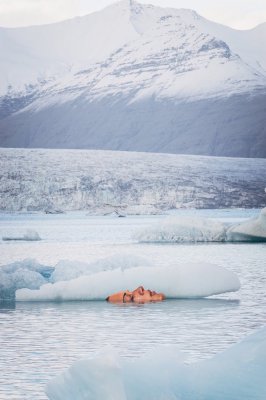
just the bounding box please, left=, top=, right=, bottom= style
left=46, top=326, right=266, bottom=400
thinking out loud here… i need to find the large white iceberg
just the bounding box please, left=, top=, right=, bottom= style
left=46, top=326, right=266, bottom=400
left=16, top=263, right=240, bottom=301
left=136, top=208, right=266, bottom=243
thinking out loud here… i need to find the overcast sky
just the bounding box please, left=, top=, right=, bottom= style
left=0, top=0, right=265, bottom=30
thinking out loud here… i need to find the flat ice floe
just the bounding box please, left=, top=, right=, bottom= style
left=16, top=262, right=240, bottom=301
left=46, top=327, right=266, bottom=400
left=136, top=208, right=266, bottom=243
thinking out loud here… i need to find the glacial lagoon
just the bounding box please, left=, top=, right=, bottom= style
left=0, top=209, right=265, bottom=399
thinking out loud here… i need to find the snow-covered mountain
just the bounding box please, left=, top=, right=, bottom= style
left=0, top=0, right=266, bottom=157
left=0, top=148, right=265, bottom=213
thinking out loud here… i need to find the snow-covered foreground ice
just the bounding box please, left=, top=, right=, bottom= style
left=46, top=326, right=266, bottom=400
left=136, top=208, right=266, bottom=243
left=15, top=262, right=240, bottom=301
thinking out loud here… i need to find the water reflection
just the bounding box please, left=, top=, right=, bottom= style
left=1, top=297, right=240, bottom=313
left=0, top=300, right=16, bottom=312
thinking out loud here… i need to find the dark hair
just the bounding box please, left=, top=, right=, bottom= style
left=105, top=296, right=110, bottom=302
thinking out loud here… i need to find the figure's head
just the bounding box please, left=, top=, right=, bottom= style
left=132, top=286, right=165, bottom=303
left=106, top=290, right=133, bottom=303
left=106, top=286, right=165, bottom=303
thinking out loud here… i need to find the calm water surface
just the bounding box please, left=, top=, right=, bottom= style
left=0, top=210, right=265, bottom=399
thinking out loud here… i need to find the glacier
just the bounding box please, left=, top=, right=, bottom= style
left=0, top=148, right=265, bottom=213
left=0, top=1, right=266, bottom=156
left=46, top=327, right=266, bottom=400
left=136, top=208, right=266, bottom=243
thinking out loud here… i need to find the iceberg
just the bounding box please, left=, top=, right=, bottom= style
left=0, top=256, right=239, bottom=302
left=16, top=263, right=240, bottom=301
left=46, top=327, right=266, bottom=400
left=0, top=255, right=150, bottom=300
left=135, top=216, right=227, bottom=243
left=136, top=208, right=266, bottom=243
left=226, top=207, right=266, bottom=242
left=0, top=259, right=53, bottom=300
left=2, top=229, right=41, bottom=241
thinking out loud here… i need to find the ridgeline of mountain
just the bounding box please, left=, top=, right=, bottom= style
left=0, top=0, right=266, bottom=157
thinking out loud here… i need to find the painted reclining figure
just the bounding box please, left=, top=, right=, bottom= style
left=106, top=286, right=165, bottom=303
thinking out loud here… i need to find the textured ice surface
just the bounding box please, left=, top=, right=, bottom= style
left=2, top=229, right=41, bottom=241
left=0, top=149, right=266, bottom=213
left=16, top=262, right=240, bottom=301
left=137, top=209, right=266, bottom=243
left=46, top=327, right=266, bottom=400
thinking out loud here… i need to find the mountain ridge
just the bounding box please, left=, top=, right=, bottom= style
left=0, top=0, right=265, bottom=157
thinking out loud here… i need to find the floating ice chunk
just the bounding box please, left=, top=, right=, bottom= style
left=136, top=210, right=266, bottom=243
left=2, top=229, right=41, bottom=241
left=227, top=207, right=266, bottom=242
left=46, top=348, right=126, bottom=400
left=0, top=255, right=151, bottom=300
left=46, top=327, right=266, bottom=400
left=135, top=216, right=227, bottom=243
left=0, top=259, right=52, bottom=300
left=16, top=263, right=240, bottom=301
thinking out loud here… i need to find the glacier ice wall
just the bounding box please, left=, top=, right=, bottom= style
left=0, top=148, right=265, bottom=212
